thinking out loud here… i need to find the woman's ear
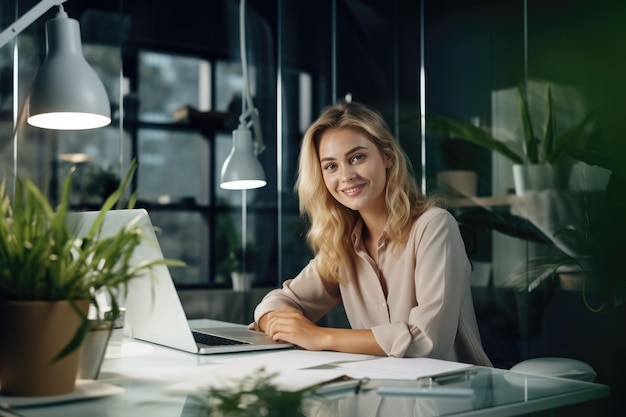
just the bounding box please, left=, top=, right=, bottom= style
left=385, top=155, right=393, bottom=169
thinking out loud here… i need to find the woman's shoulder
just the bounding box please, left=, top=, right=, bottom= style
left=406, top=206, right=458, bottom=236
left=403, top=206, right=464, bottom=249
left=414, top=206, right=455, bottom=226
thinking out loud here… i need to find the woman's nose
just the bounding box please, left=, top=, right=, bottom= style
left=341, top=165, right=355, bottom=181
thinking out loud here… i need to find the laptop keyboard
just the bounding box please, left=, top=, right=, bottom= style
left=192, top=330, right=250, bottom=346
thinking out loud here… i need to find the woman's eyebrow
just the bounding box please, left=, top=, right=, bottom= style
left=319, top=146, right=368, bottom=163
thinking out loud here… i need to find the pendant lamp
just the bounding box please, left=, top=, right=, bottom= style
left=27, top=6, right=111, bottom=130
left=221, top=124, right=267, bottom=190
left=219, top=0, right=266, bottom=190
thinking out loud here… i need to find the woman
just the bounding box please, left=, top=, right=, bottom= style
left=252, top=101, right=491, bottom=365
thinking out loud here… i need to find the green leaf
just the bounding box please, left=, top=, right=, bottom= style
left=517, top=84, right=539, bottom=164
left=53, top=300, right=90, bottom=362
left=548, top=109, right=597, bottom=164
left=191, top=367, right=310, bottom=417
left=542, top=85, right=555, bottom=163
left=426, top=114, right=524, bottom=164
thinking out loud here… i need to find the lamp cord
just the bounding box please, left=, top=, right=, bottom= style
left=238, top=0, right=265, bottom=155
left=240, top=0, right=248, bottom=119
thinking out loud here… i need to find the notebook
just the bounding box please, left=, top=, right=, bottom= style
left=66, top=208, right=294, bottom=354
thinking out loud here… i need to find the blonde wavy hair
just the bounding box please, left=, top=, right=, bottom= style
left=296, top=101, right=435, bottom=283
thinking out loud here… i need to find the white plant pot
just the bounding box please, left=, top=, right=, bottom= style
left=512, top=164, right=567, bottom=196
left=231, top=272, right=254, bottom=292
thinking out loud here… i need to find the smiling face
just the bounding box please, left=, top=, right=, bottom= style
left=318, top=128, right=390, bottom=216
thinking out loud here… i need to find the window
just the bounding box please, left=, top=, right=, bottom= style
left=137, top=128, right=209, bottom=205
left=138, top=51, right=211, bottom=121
left=130, top=51, right=275, bottom=288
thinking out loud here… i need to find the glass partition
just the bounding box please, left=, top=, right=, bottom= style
left=421, top=3, right=625, bottom=416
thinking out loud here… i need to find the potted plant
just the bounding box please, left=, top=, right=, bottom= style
left=426, top=80, right=622, bottom=310
left=0, top=159, right=183, bottom=397
left=225, top=243, right=259, bottom=291
left=78, top=165, right=120, bottom=204
left=426, top=80, right=597, bottom=195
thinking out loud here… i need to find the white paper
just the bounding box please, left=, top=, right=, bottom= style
left=337, top=357, right=473, bottom=380
left=104, top=362, right=350, bottom=393
left=207, top=349, right=376, bottom=371
left=104, top=353, right=473, bottom=395
left=168, top=367, right=349, bottom=393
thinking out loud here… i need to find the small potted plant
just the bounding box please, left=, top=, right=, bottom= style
left=226, top=243, right=259, bottom=291
left=78, top=165, right=120, bottom=204
left=0, top=159, right=183, bottom=397
left=426, top=80, right=597, bottom=195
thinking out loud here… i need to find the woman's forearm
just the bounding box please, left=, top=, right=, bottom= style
left=259, top=307, right=386, bottom=356
left=321, top=327, right=386, bottom=356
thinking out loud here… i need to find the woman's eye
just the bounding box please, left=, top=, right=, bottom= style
left=323, top=163, right=337, bottom=170
left=351, top=154, right=365, bottom=163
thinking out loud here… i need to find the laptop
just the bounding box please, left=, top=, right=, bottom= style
left=67, top=208, right=294, bottom=354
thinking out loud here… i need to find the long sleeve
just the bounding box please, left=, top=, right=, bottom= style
left=253, top=260, right=342, bottom=325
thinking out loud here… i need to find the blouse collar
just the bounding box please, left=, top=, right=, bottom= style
left=351, top=217, right=389, bottom=248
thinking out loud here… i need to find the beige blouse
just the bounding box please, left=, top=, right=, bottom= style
left=254, top=207, right=492, bottom=366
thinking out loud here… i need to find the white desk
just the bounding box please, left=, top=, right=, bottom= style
left=7, top=320, right=609, bottom=417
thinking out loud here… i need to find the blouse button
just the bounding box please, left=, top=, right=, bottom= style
left=382, top=302, right=387, bottom=307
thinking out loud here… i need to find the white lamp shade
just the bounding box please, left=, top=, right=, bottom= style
left=220, top=126, right=266, bottom=190
left=27, top=11, right=111, bottom=130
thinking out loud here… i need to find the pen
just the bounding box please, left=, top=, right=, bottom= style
left=418, top=368, right=478, bottom=382
left=377, top=386, right=474, bottom=397
left=314, top=378, right=368, bottom=395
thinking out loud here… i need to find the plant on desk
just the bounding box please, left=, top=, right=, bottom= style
left=187, top=367, right=309, bottom=417
left=0, top=159, right=184, bottom=397
left=225, top=244, right=259, bottom=292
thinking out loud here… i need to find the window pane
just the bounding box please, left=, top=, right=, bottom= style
left=56, top=127, right=131, bottom=206
left=83, top=44, right=123, bottom=119
left=214, top=61, right=257, bottom=112
left=214, top=211, right=242, bottom=284
left=149, top=210, right=208, bottom=285
left=138, top=51, right=211, bottom=122
left=280, top=213, right=312, bottom=281
left=137, top=129, right=209, bottom=205
left=214, top=211, right=278, bottom=287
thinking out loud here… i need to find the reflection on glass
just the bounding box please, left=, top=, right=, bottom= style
left=138, top=51, right=210, bottom=122
left=137, top=128, right=209, bottom=205
left=83, top=44, right=123, bottom=114
left=56, top=126, right=131, bottom=206
left=215, top=60, right=256, bottom=112
left=149, top=210, right=208, bottom=285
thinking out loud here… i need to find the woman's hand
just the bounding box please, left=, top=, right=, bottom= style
left=260, top=306, right=329, bottom=351
left=256, top=307, right=386, bottom=355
